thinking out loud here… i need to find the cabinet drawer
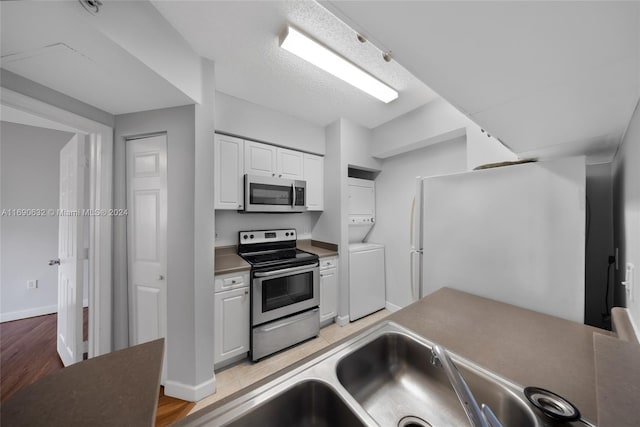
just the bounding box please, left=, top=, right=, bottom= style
left=320, top=257, right=338, bottom=270
left=215, top=271, right=250, bottom=292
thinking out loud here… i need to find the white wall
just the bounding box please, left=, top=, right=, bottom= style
left=191, top=58, right=216, bottom=399
left=90, top=1, right=203, bottom=103
left=341, top=118, right=382, bottom=171
left=372, top=98, right=468, bottom=158
left=113, top=98, right=216, bottom=399
left=215, top=211, right=318, bottom=247
left=1, top=69, right=115, bottom=127
left=466, top=125, right=518, bottom=170
left=0, top=122, right=74, bottom=320
left=371, top=97, right=517, bottom=168
left=215, top=92, right=325, bottom=155
left=613, top=99, right=640, bottom=336
left=367, top=138, right=467, bottom=310
left=311, top=121, right=342, bottom=246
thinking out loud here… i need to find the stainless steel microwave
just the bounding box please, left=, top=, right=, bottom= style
left=244, top=174, right=307, bottom=212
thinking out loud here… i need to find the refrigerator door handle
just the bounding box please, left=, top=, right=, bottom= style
left=410, top=248, right=423, bottom=302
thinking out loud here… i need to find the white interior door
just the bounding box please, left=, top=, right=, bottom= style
left=57, top=134, right=86, bottom=366
left=126, top=134, right=167, bottom=381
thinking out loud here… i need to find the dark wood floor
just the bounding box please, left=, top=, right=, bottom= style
left=0, top=311, right=193, bottom=426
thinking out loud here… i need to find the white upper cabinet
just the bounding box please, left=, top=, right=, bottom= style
left=215, top=134, right=245, bottom=210
left=277, top=148, right=304, bottom=180
left=245, top=141, right=304, bottom=180
left=304, top=154, right=324, bottom=211
left=244, top=140, right=277, bottom=177
left=215, top=136, right=323, bottom=211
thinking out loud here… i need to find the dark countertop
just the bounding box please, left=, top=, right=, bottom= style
left=2, top=339, right=164, bottom=427
left=296, top=239, right=338, bottom=258
left=180, top=288, right=616, bottom=425
left=214, top=240, right=338, bottom=274
left=214, top=246, right=250, bottom=275
left=594, top=333, right=640, bottom=427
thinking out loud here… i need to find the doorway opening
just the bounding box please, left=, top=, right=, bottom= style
left=0, top=88, right=113, bottom=373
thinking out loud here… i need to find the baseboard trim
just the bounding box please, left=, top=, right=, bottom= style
left=385, top=301, right=403, bottom=313
left=336, top=315, right=350, bottom=327
left=165, top=376, right=216, bottom=402
left=0, top=304, right=57, bottom=323
left=0, top=299, right=90, bottom=323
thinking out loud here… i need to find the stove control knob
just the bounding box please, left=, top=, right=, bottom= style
left=285, top=232, right=289, bottom=236
left=250, top=234, right=254, bottom=239
left=243, top=234, right=248, bottom=240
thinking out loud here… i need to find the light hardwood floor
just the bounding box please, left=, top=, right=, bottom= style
left=189, top=309, right=391, bottom=416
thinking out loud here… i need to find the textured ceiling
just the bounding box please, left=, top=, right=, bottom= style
left=324, top=1, right=640, bottom=163
left=0, top=1, right=194, bottom=115
left=151, top=0, right=438, bottom=128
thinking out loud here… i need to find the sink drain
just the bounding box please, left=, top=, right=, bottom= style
left=398, top=415, right=432, bottom=427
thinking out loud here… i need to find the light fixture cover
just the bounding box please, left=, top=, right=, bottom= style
left=280, top=26, right=398, bottom=103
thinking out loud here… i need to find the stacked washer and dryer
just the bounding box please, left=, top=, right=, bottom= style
left=347, top=177, right=386, bottom=321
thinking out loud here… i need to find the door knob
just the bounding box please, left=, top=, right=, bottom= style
left=48, top=258, right=60, bottom=266
left=158, top=275, right=165, bottom=280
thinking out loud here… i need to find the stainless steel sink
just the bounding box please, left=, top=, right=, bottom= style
left=336, top=332, right=535, bottom=426
left=225, top=380, right=365, bottom=427
left=179, top=322, right=596, bottom=427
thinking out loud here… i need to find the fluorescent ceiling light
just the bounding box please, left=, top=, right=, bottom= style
left=280, top=26, right=398, bottom=103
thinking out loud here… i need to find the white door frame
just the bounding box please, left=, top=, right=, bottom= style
left=0, top=87, right=113, bottom=357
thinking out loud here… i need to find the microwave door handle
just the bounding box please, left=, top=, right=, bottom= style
left=292, top=183, right=296, bottom=207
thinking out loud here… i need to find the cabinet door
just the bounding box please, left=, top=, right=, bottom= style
left=277, top=148, right=304, bottom=180
left=319, top=267, right=337, bottom=323
left=245, top=141, right=277, bottom=177
left=214, top=135, right=244, bottom=210
left=304, top=154, right=324, bottom=211
left=214, top=287, right=250, bottom=364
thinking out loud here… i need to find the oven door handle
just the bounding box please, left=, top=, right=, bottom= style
left=254, top=263, right=319, bottom=277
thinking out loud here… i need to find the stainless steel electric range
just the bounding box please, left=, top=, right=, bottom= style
left=238, top=229, right=320, bottom=361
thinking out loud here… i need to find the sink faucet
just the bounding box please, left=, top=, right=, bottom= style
left=431, top=345, right=504, bottom=427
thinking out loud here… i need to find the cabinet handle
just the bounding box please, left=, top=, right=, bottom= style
left=279, top=174, right=282, bottom=178
left=244, top=290, right=249, bottom=295
left=231, top=280, right=236, bottom=284
left=272, top=173, right=276, bottom=177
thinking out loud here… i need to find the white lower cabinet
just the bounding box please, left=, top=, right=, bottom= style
left=214, top=283, right=250, bottom=364
left=319, top=257, right=338, bottom=324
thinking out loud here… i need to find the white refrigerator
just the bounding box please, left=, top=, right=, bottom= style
left=411, top=157, right=586, bottom=323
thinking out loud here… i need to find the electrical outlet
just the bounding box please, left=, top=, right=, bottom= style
left=622, top=263, right=635, bottom=302
left=27, top=280, right=37, bottom=289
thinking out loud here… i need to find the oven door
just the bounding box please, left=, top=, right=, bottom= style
left=252, top=262, right=319, bottom=325
left=245, top=174, right=306, bottom=212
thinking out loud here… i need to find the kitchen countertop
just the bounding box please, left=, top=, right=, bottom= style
left=593, top=333, right=640, bottom=427
left=179, top=288, right=616, bottom=425
left=214, top=240, right=338, bottom=274
left=296, top=239, right=338, bottom=258
left=2, top=339, right=164, bottom=426
left=214, top=246, right=250, bottom=275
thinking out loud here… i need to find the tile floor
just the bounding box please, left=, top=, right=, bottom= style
left=189, top=309, right=391, bottom=415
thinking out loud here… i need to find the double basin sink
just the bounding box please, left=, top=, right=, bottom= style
left=184, top=322, right=594, bottom=426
